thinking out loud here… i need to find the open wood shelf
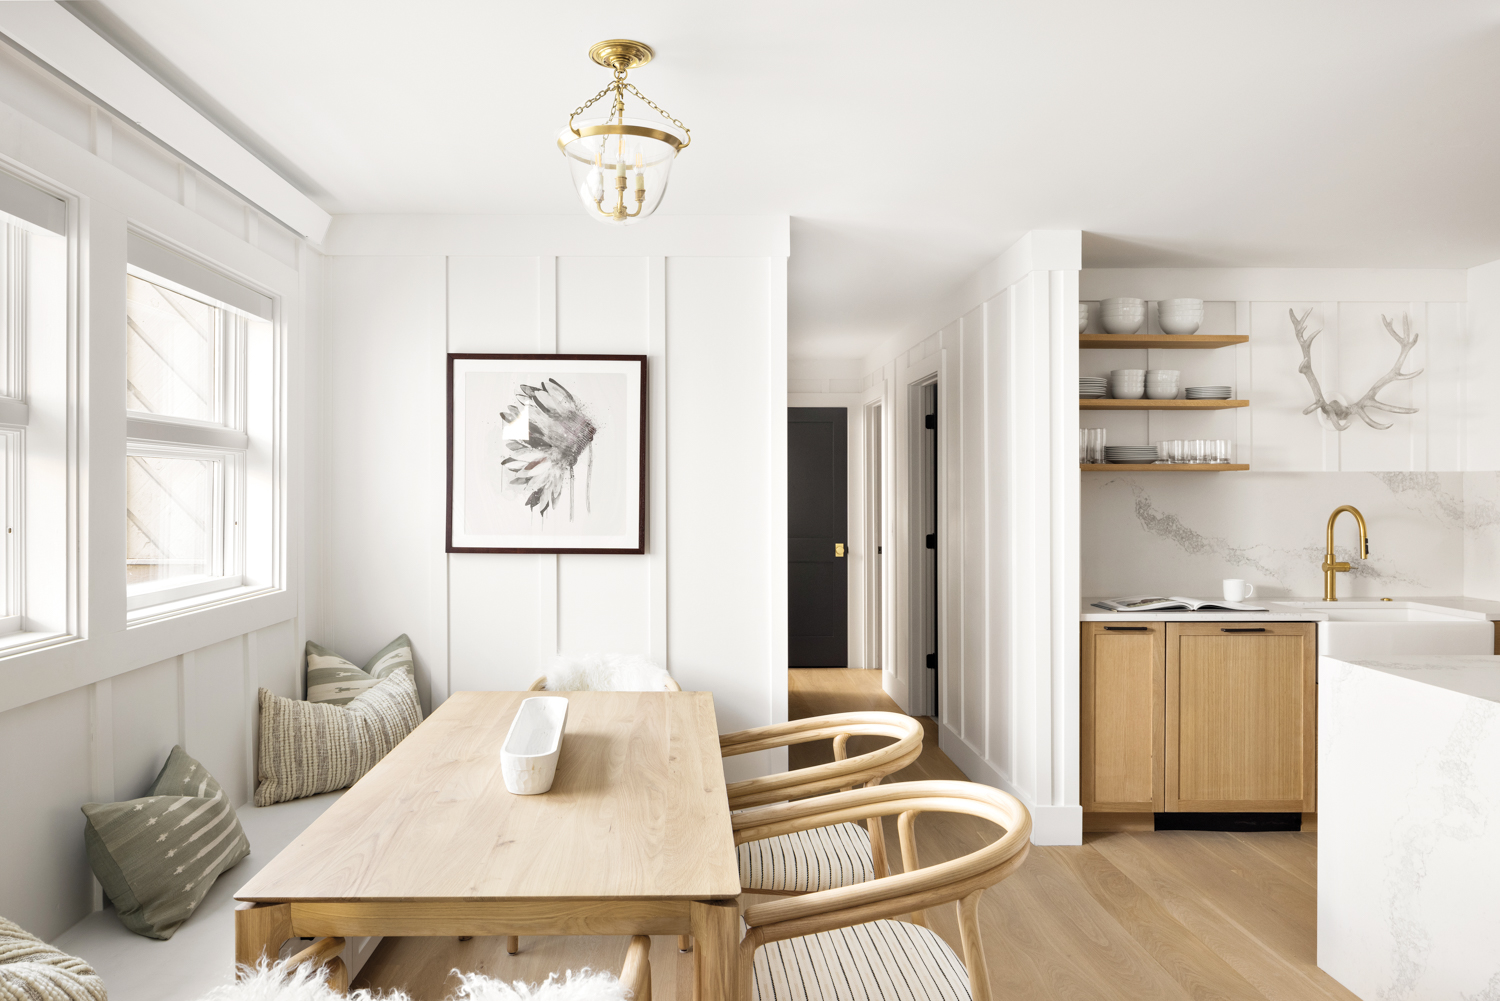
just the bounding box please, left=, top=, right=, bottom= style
left=1080, top=463, right=1250, bottom=472
left=1080, top=334, right=1248, bottom=350
left=1080, top=399, right=1247, bottom=411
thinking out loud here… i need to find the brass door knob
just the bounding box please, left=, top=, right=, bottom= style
left=834, top=543, right=846, bottom=558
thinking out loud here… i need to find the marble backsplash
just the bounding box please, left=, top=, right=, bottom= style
left=1081, top=471, right=1491, bottom=599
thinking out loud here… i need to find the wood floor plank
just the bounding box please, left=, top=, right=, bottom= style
left=1093, top=833, right=1359, bottom=1001
left=1227, top=832, right=1317, bottom=890
left=1056, top=844, right=1268, bottom=1001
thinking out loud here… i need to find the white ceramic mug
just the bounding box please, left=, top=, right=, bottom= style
left=1222, top=579, right=1255, bottom=602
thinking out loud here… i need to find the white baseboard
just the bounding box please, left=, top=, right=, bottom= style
left=937, top=725, right=1083, bottom=846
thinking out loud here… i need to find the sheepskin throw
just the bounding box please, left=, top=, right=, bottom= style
left=256, top=668, right=423, bottom=807
left=0, top=916, right=106, bottom=1001
left=199, top=959, right=632, bottom=1001
left=543, top=653, right=674, bottom=692
left=82, top=745, right=251, bottom=940
left=306, top=635, right=414, bottom=706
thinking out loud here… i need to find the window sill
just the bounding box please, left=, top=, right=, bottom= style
left=126, top=579, right=276, bottom=626
left=0, top=627, right=77, bottom=658
left=127, top=574, right=243, bottom=611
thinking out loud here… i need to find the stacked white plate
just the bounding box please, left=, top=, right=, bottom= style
left=1104, top=446, right=1160, bottom=464
left=1185, top=386, right=1233, bottom=399
left=1080, top=377, right=1108, bottom=399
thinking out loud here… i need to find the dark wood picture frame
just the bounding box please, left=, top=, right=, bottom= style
left=446, top=353, right=647, bottom=554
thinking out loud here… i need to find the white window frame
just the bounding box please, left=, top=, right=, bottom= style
left=125, top=265, right=251, bottom=611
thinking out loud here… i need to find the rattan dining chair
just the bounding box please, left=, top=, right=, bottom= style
left=732, top=779, right=1032, bottom=1001
left=721, top=712, right=924, bottom=891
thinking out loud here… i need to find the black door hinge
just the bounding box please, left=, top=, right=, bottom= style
left=924, top=413, right=937, bottom=430
left=925, top=533, right=936, bottom=549
left=926, top=652, right=937, bottom=671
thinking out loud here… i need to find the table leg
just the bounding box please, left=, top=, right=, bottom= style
left=234, top=902, right=292, bottom=974
left=690, top=900, right=740, bottom=1001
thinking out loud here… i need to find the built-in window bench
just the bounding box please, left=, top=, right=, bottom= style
left=51, top=791, right=379, bottom=1001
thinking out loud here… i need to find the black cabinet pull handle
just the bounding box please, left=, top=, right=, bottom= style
left=1104, top=626, right=1150, bottom=631
left=1221, top=627, right=1267, bottom=632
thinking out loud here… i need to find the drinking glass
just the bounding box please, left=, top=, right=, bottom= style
left=1192, top=439, right=1208, bottom=463
left=1215, top=439, right=1232, bottom=464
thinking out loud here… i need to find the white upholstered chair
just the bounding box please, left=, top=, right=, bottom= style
left=733, top=779, right=1032, bottom=1001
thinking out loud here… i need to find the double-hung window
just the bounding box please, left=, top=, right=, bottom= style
left=125, top=235, right=273, bottom=613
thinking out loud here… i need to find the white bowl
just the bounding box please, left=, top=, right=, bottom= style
left=1102, top=313, right=1145, bottom=335
left=1078, top=303, right=1089, bottom=333
left=1145, top=385, right=1178, bottom=400
left=1159, top=315, right=1201, bottom=335
left=1157, top=298, right=1203, bottom=312
left=501, top=696, right=570, bottom=795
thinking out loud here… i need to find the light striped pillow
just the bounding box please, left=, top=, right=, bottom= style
left=81, top=746, right=251, bottom=940
left=305, top=634, right=414, bottom=706
left=256, top=668, right=423, bottom=807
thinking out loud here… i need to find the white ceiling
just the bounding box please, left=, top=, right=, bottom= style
left=70, top=0, right=1500, bottom=361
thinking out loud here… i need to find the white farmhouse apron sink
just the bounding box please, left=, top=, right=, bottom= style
left=1278, top=601, right=1494, bottom=660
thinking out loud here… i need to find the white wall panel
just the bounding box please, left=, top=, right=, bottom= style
left=325, top=256, right=446, bottom=708
left=557, top=257, right=647, bottom=354
left=183, top=638, right=248, bottom=809
left=957, top=307, right=986, bottom=749
left=253, top=619, right=300, bottom=701
left=448, top=554, right=542, bottom=692
left=110, top=658, right=179, bottom=799
left=447, top=257, right=538, bottom=350
left=0, top=687, right=93, bottom=940
left=558, top=556, right=649, bottom=657
left=666, top=256, right=774, bottom=735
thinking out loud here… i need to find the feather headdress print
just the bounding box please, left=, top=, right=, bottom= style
left=499, top=378, right=597, bottom=519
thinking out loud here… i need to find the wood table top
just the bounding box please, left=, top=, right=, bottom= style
left=236, top=691, right=741, bottom=903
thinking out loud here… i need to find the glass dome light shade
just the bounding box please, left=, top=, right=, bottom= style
left=559, top=117, right=684, bottom=225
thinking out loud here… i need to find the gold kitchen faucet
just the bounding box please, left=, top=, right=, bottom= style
left=1322, top=505, right=1370, bottom=601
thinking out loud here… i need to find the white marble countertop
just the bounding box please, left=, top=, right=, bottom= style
left=1330, top=653, right=1500, bottom=704
left=1080, top=595, right=1500, bottom=622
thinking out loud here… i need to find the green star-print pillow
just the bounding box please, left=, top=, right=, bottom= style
left=305, top=634, right=413, bottom=706
left=81, top=745, right=251, bottom=940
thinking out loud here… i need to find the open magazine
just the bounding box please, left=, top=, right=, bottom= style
left=1091, top=596, right=1267, bottom=612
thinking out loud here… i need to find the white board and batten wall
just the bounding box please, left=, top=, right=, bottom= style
left=0, top=41, right=315, bottom=940
left=855, top=231, right=1085, bottom=845
left=318, top=215, right=791, bottom=780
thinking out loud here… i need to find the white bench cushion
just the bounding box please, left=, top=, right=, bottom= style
left=52, top=792, right=359, bottom=1001
left=738, top=822, right=876, bottom=893
left=752, top=920, right=971, bottom=1001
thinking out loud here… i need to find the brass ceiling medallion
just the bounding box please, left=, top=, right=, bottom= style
left=588, top=39, right=654, bottom=71
left=558, top=38, right=690, bottom=225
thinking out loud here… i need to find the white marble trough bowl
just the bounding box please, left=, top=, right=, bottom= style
left=501, top=696, right=569, bottom=795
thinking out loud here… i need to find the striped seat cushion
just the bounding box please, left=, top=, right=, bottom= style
left=753, top=920, right=971, bottom=1001
left=738, top=822, right=876, bottom=892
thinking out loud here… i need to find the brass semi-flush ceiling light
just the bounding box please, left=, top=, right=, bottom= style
left=558, top=40, right=691, bottom=225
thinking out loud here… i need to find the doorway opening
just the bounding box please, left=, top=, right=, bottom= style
left=787, top=407, right=848, bottom=667
left=911, top=379, right=938, bottom=714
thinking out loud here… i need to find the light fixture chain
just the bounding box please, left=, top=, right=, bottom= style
left=622, top=83, right=692, bottom=145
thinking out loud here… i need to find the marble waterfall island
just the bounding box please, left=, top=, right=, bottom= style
left=1318, top=654, right=1500, bottom=1000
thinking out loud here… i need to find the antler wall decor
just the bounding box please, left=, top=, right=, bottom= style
left=1291, top=308, right=1423, bottom=431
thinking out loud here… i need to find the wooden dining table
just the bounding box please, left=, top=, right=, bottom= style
left=235, top=690, right=743, bottom=998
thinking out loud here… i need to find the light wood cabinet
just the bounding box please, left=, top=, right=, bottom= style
left=1080, top=622, right=1164, bottom=812
left=1165, top=622, right=1316, bottom=812
left=1081, top=620, right=1317, bottom=815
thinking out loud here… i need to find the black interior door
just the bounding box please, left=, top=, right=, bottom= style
left=788, top=408, right=847, bottom=667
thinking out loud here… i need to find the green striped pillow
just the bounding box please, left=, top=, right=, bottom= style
left=305, top=634, right=413, bottom=705
left=81, top=746, right=251, bottom=940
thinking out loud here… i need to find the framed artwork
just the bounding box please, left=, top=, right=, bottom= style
left=447, top=354, right=647, bottom=554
